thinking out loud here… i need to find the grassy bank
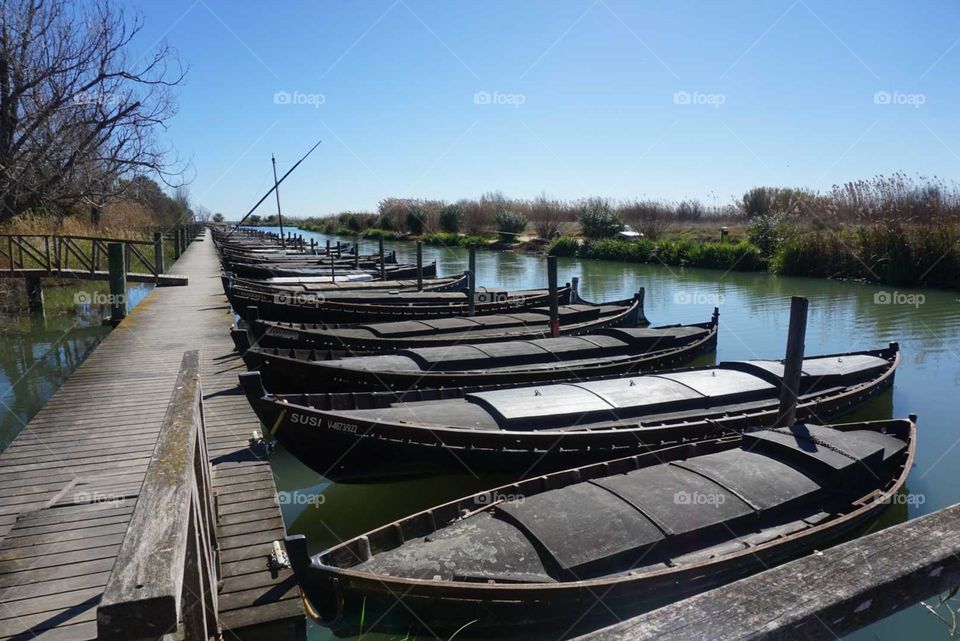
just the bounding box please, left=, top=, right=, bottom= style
left=548, top=237, right=765, bottom=271
left=771, top=224, right=960, bottom=289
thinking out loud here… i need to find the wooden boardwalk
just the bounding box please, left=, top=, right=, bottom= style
left=0, top=230, right=304, bottom=640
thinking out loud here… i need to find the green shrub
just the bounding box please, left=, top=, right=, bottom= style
left=360, top=228, right=397, bottom=240
left=546, top=235, right=579, bottom=257
left=378, top=212, right=397, bottom=231
left=577, top=238, right=764, bottom=271
left=578, top=198, right=622, bottom=239
left=460, top=235, right=491, bottom=248
left=423, top=232, right=461, bottom=247
left=439, top=204, right=462, bottom=233
left=423, top=232, right=492, bottom=249
left=495, top=210, right=528, bottom=243
left=406, top=206, right=427, bottom=235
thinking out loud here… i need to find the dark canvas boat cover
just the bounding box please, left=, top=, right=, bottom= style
left=353, top=424, right=907, bottom=582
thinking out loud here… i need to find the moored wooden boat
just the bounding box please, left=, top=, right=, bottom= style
left=237, top=289, right=647, bottom=352
left=240, top=310, right=719, bottom=392
left=239, top=343, right=900, bottom=481
left=284, top=416, right=916, bottom=636
left=224, top=260, right=435, bottom=280
left=227, top=284, right=573, bottom=324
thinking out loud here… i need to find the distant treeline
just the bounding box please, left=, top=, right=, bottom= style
left=289, top=174, right=960, bottom=289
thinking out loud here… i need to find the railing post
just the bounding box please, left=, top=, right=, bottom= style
left=108, top=242, right=127, bottom=322
left=776, top=296, right=809, bottom=427
left=173, top=228, right=182, bottom=260
left=154, top=232, right=165, bottom=276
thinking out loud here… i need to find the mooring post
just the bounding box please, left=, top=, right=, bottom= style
left=416, top=241, right=424, bottom=291
left=25, top=276, right=44, bottom=316
left=548, top=255, right=560, bottom=337
left=720, top=226, right=729, bottom=244
left=379, top=238, right=386, bottom=281
left=336, top=241, right=342, bottom=259
left=776, top=296, right=809, bottom=427
left=353, top=236, right=360, bottom=268
left=107, top=242, right=126, bottom=322
left=153, top=232, right=165, bottom=276
left=467, top=247, right=476, bottom=316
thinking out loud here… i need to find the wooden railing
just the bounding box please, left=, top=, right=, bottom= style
left=0, top=223, right=203, bottom=279
left=97, top=350, right=221, bottom=640
left=573, top=502, right=960, bottom=641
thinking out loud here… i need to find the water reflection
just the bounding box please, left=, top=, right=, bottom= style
left=0, top=281, right=153, bottom=450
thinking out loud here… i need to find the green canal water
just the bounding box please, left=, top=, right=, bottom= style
left=1, top=229, right=957, bottom=639
left=0, top=281, right=153, bottom=451
left=273, top=230, right=960, bottom=641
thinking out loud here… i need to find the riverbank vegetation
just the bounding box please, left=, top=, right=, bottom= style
left=295, top=174, right=959, bottom=289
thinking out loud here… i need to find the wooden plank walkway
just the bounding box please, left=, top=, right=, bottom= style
left=0, top=229, right=304, bottom=640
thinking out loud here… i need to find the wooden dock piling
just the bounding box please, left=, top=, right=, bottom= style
left=379, top=238, right=386, bottom=281
left=416, top=241, right=423, bottom=291
left=776, top=296, right=809, bottom=427
left=107, top=242, right=126, bottom=322
left=547, top=255, right=559, bottom=337
left=467, top=247, right=476, bottom=316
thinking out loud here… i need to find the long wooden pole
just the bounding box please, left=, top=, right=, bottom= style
left=776, top=296, right=809, bottom=427
left=272, top=154, right=285, bottom=249
left=226, top=139, right=321, bottom=237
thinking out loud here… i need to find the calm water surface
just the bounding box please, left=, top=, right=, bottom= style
left=4, top=228, right=957, bottom=640
left=0, top=282, right=152, bottom=450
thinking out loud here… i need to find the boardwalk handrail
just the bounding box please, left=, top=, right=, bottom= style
left=572, top=502, right=960, bottom=641
left=0, top=224, right=203, bottom=279
left=97, top=350, right=221, bottom=641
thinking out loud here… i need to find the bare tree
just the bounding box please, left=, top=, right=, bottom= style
left=0, top=0, right=188, bottom=222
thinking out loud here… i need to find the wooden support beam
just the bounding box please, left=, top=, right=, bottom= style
left=416, top=241, right=423, bottom=291
left=573, top=503, right=960, bottom=641
left=776, top=296, right=809, bottom=427
left=108, top=242, right=126, bottom=322
left=153, top=232, right=165, bottom=276
left=467, top=247, right=476, bottom=316
left=547, top=255, right=559, bottom=337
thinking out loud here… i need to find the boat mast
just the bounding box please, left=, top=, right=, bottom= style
left=272, top=153, right=285, bottom=248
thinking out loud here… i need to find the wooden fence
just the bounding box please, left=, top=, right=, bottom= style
left=0, top=223, right=203, bottom=281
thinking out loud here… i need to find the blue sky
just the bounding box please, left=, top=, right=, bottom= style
left=135, top=0, right=960, bottom=217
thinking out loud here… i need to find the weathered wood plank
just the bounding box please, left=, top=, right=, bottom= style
left=96, top=351, right=201, bottom=639
left=573, top=503, right=960, bottom=641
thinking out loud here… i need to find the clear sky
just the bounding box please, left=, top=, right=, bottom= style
left=134, top=0, right=960, bottom=217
